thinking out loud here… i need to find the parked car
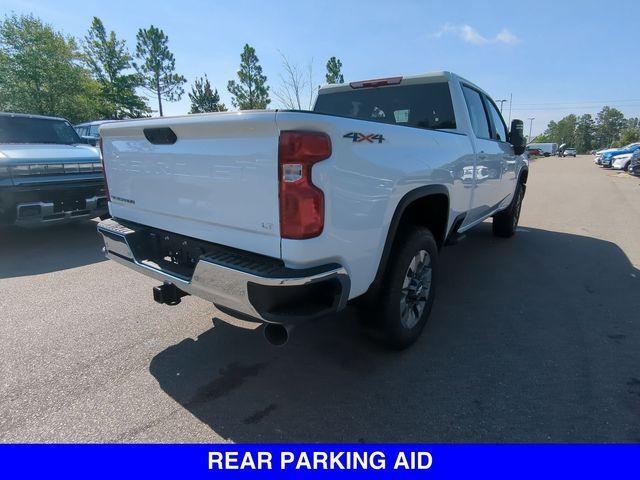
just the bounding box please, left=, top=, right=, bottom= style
left=628, top=150, right=640, bottom=176
left=600, top=143, right=640, bottom=169
left=0, top=112, right=108, bottom=226
left=561, top=147, right=577, bottom=157
left=74, top=120, right=114, bottom=146
left=594, top=146, right=620, bottom=165
left=96, top=71, right=528, bottom=349
left=526, top=147, right=542, bottom=156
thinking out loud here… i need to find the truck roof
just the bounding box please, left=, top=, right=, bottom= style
left=74, top=119, right=114, bottom=128
left=0, top=111, right=68, bottom=122
left=317, top=71, right=486, bottom=96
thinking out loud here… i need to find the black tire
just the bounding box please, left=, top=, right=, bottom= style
left=492, top=183, right=524, bottom=238
left=367, top=227, right=438, bottom=349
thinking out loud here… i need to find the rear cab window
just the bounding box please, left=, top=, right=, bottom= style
left=314, top=82, right=456, bottom=131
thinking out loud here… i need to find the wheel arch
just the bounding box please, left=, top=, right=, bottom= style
left=518, top=166, right=529, bottom=184
left=368, top=185, right=450, bottom=294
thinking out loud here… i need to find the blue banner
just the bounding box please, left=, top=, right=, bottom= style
left=1, top=444, right=638, bottom=479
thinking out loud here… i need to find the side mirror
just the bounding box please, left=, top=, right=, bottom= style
left=509, top=119, right=526, bottom=155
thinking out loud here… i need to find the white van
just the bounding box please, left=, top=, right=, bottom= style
left=527, top=142, right=558, bottom=156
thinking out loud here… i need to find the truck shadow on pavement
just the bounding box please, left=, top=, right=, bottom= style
left=0, top=220, right=106, bottom=278
left=149, top=223, right=640, bottom=442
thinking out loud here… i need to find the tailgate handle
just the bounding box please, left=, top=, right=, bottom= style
left=144, top=127, right=177, bottom=145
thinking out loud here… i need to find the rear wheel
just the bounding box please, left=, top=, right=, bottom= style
left=367, top=227, right=438, bottom=349
left=492, top=183, right=524, bottom=238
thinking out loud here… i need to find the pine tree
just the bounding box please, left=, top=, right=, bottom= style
left=325, top=56, right=344, bottom=84
left=575, top=114, right=595, bottom=153
left=595, top=106, right=626, bottom=148
left=84, top=17, right=149, bottom=119
left=189, top=75, right=226, bottom=113
left=227, top=44, right=270, bottom=110
left=134, top=26, right=186, bottom=116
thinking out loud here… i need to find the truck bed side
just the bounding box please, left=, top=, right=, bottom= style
left=275, top=111, right=473, bottom=297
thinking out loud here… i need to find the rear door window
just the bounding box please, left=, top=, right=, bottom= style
left=314, top=82, right=456, bottom=131
left=462, top=86, right=491, bottom=139
left=484, top=96, right=508, bottom=142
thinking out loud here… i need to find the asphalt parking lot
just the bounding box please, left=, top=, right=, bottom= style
left=1, top=155, right=639, bottom=443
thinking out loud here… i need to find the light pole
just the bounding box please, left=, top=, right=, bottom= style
left=527, top=117, right=535, bottom=143
left=496, top=99, right=507, bottom=113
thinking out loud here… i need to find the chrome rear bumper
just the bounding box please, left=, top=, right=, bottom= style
left=97, top=218, right=350, bottom=323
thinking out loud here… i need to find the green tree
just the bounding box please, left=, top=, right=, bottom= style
left=227, top=44, right=270, bottom=110
left=556, top=114, right=577, bottom=146
left=618, top=127, right=640, bottom=145
left=188, top=75, right=226, bottom=113
left=595, top=106, right=626, bottom=148
left=575, top=114, right=595, bottom=153
left=84, top=17, right=149, bottom=119
left=0, top=13, right=101, bottom=123
left=538, top=114, right=577, bottom=146
left=325, top=56, right=344, bottom=84
left=134, top=25, right=186, bottom=116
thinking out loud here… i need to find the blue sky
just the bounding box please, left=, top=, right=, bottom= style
left=2, top=0, right=639, bottom=135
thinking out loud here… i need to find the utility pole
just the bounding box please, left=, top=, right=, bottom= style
left=496, top=99, right=507, bottom=113
left=527, top=117, right=535, bottom=143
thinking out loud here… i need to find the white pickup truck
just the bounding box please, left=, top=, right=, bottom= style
left=97, top=71, right=528, bottom=349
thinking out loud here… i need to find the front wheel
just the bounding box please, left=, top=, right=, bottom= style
left=492, top=183, right=524, bottom=238
left=368, top=227, right=438, bottom=349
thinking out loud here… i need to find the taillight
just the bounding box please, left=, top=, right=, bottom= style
left=278, top=131, right=331, bottom=239
left=97, top=137, right=109, bottom=199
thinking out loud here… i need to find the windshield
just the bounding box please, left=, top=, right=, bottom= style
left=314, top=82, right=456, bottom=131
left=0, top=116, right=81, bottom=144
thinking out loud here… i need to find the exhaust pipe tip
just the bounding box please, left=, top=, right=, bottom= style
left=263, top=323, right=292, bottom=347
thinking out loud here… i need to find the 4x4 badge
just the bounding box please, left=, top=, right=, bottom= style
left=343, top=132, right=385, bottom=143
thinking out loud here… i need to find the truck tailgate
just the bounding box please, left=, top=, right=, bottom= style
left=100, top=112, right=281, bottom=259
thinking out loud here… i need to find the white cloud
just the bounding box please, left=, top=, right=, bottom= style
left=495, top=28, right=520, bottom=45
left=433, top=23, right=520, bottom=45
